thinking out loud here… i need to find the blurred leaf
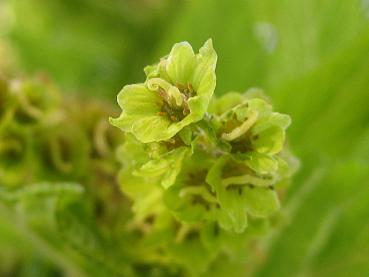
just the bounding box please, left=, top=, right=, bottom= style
left=254, top=158, right=369, bottom=277
left=157, top=0, right=368, bottom=95
left=0, top=182, right=133, bottom=277
left=7, top=0, right=186, bottom=98
left=55, top=202, right=134, bottom=277
left=270, top=28, right=369, bottom=158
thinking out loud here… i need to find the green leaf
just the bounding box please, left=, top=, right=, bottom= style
left=0, top=182, right=84, bottom=203
left=255, top=160, right=369, bottom=277
left=55, top=202, right=134, bottom=276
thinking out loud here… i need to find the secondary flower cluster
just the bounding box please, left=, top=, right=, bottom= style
left=111, top=40, right=298, bottom=273
left=0, top=74, right=61, bottom=186
left=0, top=73, right=125, bottom=225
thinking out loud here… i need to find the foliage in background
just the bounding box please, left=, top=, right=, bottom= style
left=1, top=0, right=369, bottom=276
left=0, top=70, right=134, bottom=276
left=3, top=0, right=185, bottom=98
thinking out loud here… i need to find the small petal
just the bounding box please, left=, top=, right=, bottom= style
left=191, top=39, right=217, bottom=97
left=269, top=113, right=291, bottom=129
left=119, top=168, right=164, bottom=220
left=117, top=84, right=161, bottom=115
left=135, top=146, right=190, bottom=189
left=244, top=187, right=280, bottom=218
left=166, top=42, right=196, bottom=85
left=206, top=157, right=248, bottom=233
left=251, top=124, right=285, bottom=154
left=244, top=152, right=278, bottom=174
left=208, top=92, right=245, bottom=115
left=131, top=116, right=172, bottom=143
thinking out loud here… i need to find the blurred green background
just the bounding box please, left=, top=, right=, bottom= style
left=1, top=0, right=369, bottom=276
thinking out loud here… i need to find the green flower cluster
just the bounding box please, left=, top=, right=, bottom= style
left=0, top=73, right=125, bottom=225
left=111, top=40, right=298, bottom=274
left=0, top=74, right=62, bottom=186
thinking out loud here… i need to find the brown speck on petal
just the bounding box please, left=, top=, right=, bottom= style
left=170, top=115, right=178, bottom=121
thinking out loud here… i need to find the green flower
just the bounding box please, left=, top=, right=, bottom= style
left=116, top=134, right=193, bottom=219
left=120, top=133, right=192, bottom=189
left=9, top=76, right=61, bottom=127
left=210, top=93, right=291, bottom=181
left=206, top=156, right=280, bottom=233
left=36, top=121, right=89, bottom=180
left=116, top=135, right=165, bottom=220
left=163, top=149, right=217, bottom=223
left=110, top=39, right=217, bottom=143
left=214, top=93, right=290, bottom=155
left=135, top=146, right=191, bottom=189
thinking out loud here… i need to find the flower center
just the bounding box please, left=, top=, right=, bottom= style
left=148, top=78, right=194, bottom=122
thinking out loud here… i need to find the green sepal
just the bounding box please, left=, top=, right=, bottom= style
left=241, top=151, right=279, bottom=175
left=115, top=135, right=165, bottom=220
left=179, top=126, right=193, bottom=145
left=118, top=168, right=164, bottom=221
left=134, top=146, right=191, bottom=189
left=116, top=133, right=149, bottom=167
